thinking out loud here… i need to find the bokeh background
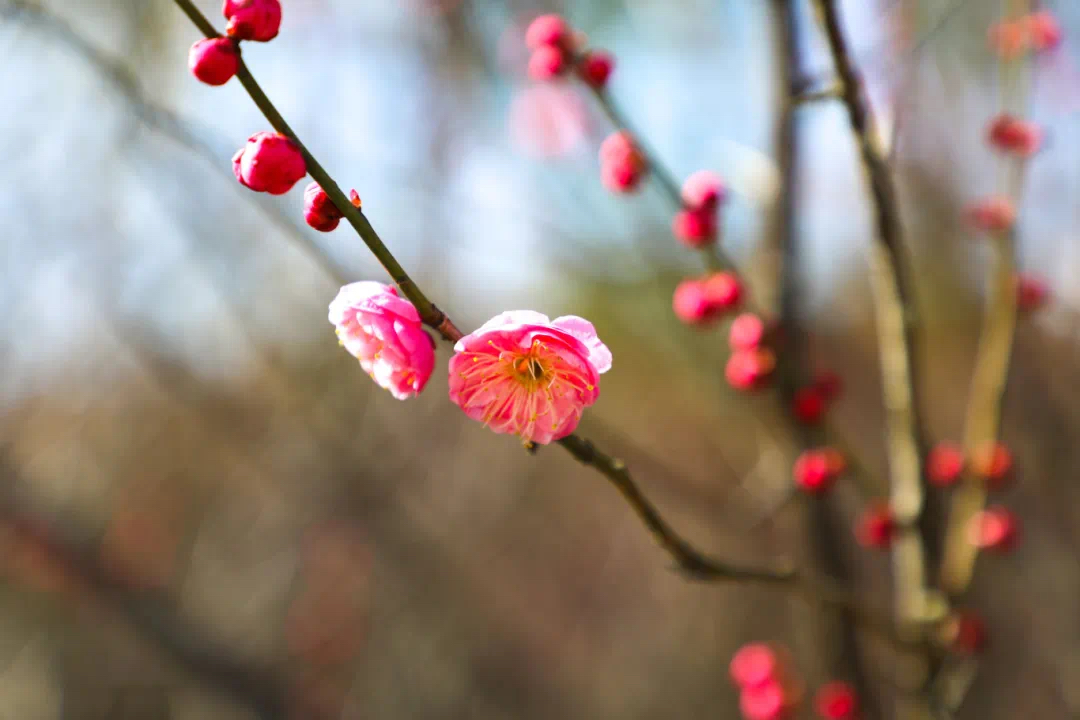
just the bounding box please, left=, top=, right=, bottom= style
left=3, top=0, right=1080, bottom=717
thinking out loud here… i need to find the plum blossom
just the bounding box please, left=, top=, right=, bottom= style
left=329, top=282, right=435, bottom=400
left=449, top=311, right=612, bottom=444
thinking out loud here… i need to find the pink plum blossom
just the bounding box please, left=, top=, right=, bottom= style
left=329, top=282, right=436, bottom=400
left=448, top=311, right=611, bottom=444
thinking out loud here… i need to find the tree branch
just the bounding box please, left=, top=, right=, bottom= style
left=938, top=0, right=1032, bottom=599
left=815, top=0, right=935, bottom=716
left=773, top=1, right=879, bottom=716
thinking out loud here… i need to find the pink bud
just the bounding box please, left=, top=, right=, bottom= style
left=793, top=449, right=845, bottom=493
left=600, top=159, right=645, bottom=192
left=967, top=196, right=1016, bottom=233
left=813, top=370, right=842, bottom=401
left=946, top=611, right=987, bottom=655
left=855, top=502, right=895, bottom=550
left=729, top=313, right=766, bottom=351
left=970, top=441, right=1012, bottom=489
left=599, top=131, right=647, bottom=193
left=671, top=209, right=717, bottom=248
left=188, top=38, right=239, bottom=86
left=349, top=189, right=362, bottom=208
left=792, top=386, right=826, bottom=425
left=927, top=442, right=965, bottom=487
left=1025, top=11, right=1062, bottom=52
left=525, top=14, right=570, bottom=50
left=681, top=170, right=726, bottom=211
left=223, top=0, right=282, bottom=42
left=987, top=114, right=1042, bottom=156
left=1016, top=272, right=1048, bottom=311
left=740, top=680, right=788, bottom=720
left=578, top=51, right=614, bottom=88
left=968, top=506, right=1019, bottom=552
left=599, top=130, right=638, bottom=165
left=814, top=681, right=859, bottom=720
left=232, top=132, right=307, bottom=195
left=672, top=280, right=712, bottom=325
left=702, top=272, right=743, bottom=312
left=730, top=643, right=779, bottom=688
left=725, top=348, right=775, bottom=392
left=528, top=45, right=567, bottom=80
left=304, top=182, right=343, bottom=232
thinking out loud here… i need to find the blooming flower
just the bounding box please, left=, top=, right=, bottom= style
left=329, top=282, right=436, bottom=400
left=448, top=311, right=612, bottom=444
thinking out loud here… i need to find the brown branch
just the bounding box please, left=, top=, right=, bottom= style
left=938, top=0, right=1032, bottom=597
left=816, top=0, right=935, bottom=716
left=773, top=1, right=879, bottom=716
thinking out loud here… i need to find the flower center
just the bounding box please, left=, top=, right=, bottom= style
left=514, top=355, right=548, bottom=385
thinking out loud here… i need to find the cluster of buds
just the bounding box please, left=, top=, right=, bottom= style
left=854, top=501, right=896, bottom=550
left=672, top=271, right=743, bottom=325
left=989, top=10, right=1062, bottom=58
left=725, top=312, right=776, bottom=392
left=524, top=14, right=614, bottom=88
left=599, top=130, right=648, bottom=193
left=188, top=9, right=374, bottom=230
left=793, top=448, right=847, bottom=494
left=188, top=1, right=282, bottom=86
left=927, top=440, right=1020, bottom=552
left=729, top=643, right=800, bottom=719
left=926, top=440, right=1014, bottom=489
left=672, top=170, right=726, bottom=247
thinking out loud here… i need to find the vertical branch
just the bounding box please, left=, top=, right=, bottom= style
left=815, top=0, right=934, bottom=716
left=938, top=0, right=1032, bottom=597
left=773, top=1, right=878, bottom=716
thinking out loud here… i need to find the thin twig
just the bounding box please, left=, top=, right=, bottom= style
left=816, top=0, right=934, bottom=716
